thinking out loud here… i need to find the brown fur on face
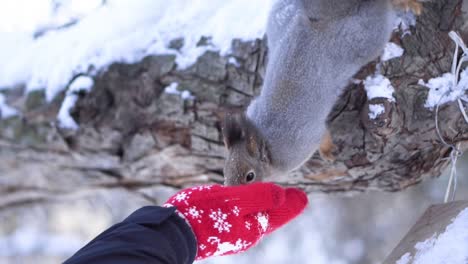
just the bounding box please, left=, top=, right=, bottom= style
left=221, top=111, right=272, bottom=185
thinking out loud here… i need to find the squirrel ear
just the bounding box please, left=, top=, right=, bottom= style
left=222, top=112, right=245, bottom=149
left=247, top=136, right=270, bottom=164
left=246, top=135, right=258, bottom=156
left=259, top=140, right=271, bottom=164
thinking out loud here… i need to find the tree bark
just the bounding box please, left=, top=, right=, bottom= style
left=1, top=0, right=467, bottom=209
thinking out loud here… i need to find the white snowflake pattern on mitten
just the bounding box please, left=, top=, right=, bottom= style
left=209, top=209, right=232, bottom=233
left=206, top=237, right=252, bottom=257
left=244, top=220, right=252, bottom=230
left=255, top=212, right=269, bottom=233
left=193, top=186, right=213, bottom=191
left=173, top=191, right=192, bottom=205
left=186, top=206, right=204, bottom=223
left=232, top=206, right=240, bottom=216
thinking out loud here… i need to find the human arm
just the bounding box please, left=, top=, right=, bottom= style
left=64, top=182, right=308, bottom=264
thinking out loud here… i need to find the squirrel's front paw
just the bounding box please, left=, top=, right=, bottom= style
left=319, top=131, right=336, bottom=162
left=392, top=0, right=422, bottom=15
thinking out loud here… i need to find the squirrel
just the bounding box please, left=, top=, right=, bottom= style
left=222, top=0, right=422, bottom=185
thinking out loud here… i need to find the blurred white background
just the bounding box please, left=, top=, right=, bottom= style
left=1, top=156, right=466, bottom=264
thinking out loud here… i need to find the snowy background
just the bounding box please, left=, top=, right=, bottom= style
left=0, top=0, right=467, bottom=263
left=1, top=161, right=467, bottom=264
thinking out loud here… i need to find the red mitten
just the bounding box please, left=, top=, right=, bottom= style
left=164, top=182, right=308, bottom=260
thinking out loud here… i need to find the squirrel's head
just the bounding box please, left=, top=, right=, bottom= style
left=221, top=112, right=272, bottom=186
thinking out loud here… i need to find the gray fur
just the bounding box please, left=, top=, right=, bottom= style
left=224, top=0, right=395, bottom=185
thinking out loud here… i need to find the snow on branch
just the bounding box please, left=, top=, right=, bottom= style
left=0, top=0, right=273, bottom=102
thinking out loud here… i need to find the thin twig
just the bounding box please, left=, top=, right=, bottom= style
left=437, top=31, right=468, bottom=202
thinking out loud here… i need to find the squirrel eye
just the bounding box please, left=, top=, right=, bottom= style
left=245, top=171, right=256, bottom=182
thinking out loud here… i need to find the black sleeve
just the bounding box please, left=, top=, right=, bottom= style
left=64, top=206, right=197, bottom=264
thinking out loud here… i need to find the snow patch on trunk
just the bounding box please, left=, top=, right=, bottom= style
left=420, top=69, right=468, bottom=109
left=382, top=42, right=404, bottom=61
left=57, top=76, right=94, bottom=129
left=0, top=93, right=19, bottom=119
left=368, top=104, right=386, bottom=119
left=164, top=82, right=195, bottom=100
left=364, top=74, right=396, bottom=102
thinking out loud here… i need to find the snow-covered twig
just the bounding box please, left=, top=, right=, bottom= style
left=433, top=31, right=468, bottom=203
